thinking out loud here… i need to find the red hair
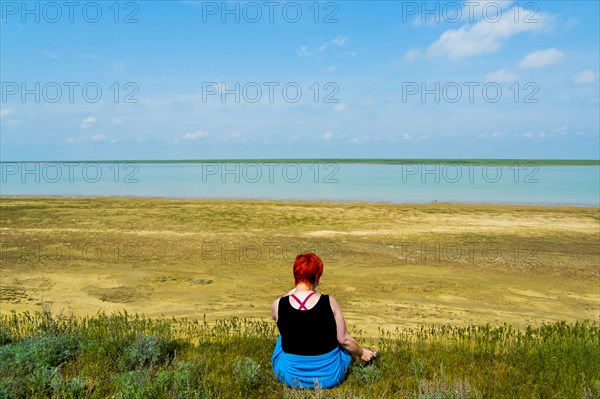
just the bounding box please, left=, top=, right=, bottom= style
left=293, top=253, right=324, bottom=286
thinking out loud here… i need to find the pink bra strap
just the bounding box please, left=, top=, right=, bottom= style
left=291, top=291, right=316, bottom=310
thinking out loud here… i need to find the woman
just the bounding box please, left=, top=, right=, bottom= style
left=271, top=252, right=378, bottom=389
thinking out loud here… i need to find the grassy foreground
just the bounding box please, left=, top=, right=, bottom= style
left=0, top=310, right=598, bottom=399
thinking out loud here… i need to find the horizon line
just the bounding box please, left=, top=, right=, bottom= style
left=0, top=158, right=599, bottom=165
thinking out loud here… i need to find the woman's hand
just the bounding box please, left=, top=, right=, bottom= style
left=360, top=348, right=379, bottom=362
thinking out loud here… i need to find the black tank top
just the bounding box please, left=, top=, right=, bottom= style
left=277, top=294, right=339, bottom=356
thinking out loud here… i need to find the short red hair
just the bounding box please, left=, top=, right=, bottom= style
left=293, top=253, right=324, bottom=286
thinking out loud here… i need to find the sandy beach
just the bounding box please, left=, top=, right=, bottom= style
left=1, top=196, right=598, bottom=334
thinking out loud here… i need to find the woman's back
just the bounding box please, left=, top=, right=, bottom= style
left=277, top=294, right=338, bottom=356
left=272, top=253, right=377, bottom=389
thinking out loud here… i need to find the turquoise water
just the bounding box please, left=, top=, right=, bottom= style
left=1, top=162, right=598, bottom=205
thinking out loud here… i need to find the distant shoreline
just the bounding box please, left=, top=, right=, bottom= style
left=1, top=158, right=599, bottom=166
left=0, top=194, right=598, bottom=208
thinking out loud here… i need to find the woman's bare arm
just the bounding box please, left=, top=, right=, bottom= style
left=330, top=296, right=377, bottom=362
left=271, top=298, right=280, bottom=322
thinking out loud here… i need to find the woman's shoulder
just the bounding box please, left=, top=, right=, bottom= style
left=326, top=295, right=341, bottom=310
left=317, top=294, right=332, bottom=306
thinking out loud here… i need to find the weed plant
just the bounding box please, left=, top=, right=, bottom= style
left=0, top=311, right=597, bottom=398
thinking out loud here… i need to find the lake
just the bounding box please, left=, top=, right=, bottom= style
left=1, top=161, right=598, bottom=205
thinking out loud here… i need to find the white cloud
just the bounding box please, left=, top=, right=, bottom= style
left=183, top=130, right=208, bottom=140
left=43, top=50, right=59, bottom=59
left=326, top=66, right=338, bottom=72
left=80, top=116, right=97, bottom=129
left=112, top=61, right=126, bottom=72
left=333, top=103, right=348, bottom=112
left=485, top=68, right=517, bottom=83
left=91, top=134, right=106, bottom=141
left=403, top=48, right=422, bottom=63
left=0, top=108, right=15, bottom=118
left=552, top=124, right=568, bottom=135
left=111, top=118, right=124, bottom=125
left=561, top=17, right=579, bottom=33
left=425, top=7, right=546, bottom=59
left=301, top=36, right=354, bottom=58
left=402, top=133, right=412, bottom=140
left=518, top=48, right=563, bottom=68
left=297, top=46, right=310, bottom=56
left=520, top=131, right=547, bottom=139
left=573, top=69, right=596, bottom=84
left=323, top=131, right=333, bottom=140
left=477, top=131, right=505, bottom=139
left=331, top=36, right=348, bottom=46
left=319, top=36, right=349, bottom=52
left=349, top=136, right=373, bottom=144
left=522, top=131, right=534, bottom=139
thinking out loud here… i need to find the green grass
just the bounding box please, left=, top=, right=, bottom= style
left=0, top=311, right=598, bottom=399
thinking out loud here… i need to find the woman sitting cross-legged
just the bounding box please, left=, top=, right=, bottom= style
left=271, top=252, right=378, bottom=389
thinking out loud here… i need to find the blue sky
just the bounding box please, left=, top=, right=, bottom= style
left=1, top=0, right=599, bottom=160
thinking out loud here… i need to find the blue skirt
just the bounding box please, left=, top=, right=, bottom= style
left=271, top=336, right=353, bottom=389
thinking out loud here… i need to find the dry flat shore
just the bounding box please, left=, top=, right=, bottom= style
left=0, top=196, right=598, bottom=334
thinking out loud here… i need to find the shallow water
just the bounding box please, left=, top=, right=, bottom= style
left=1, top=162, right=598, bottom=205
